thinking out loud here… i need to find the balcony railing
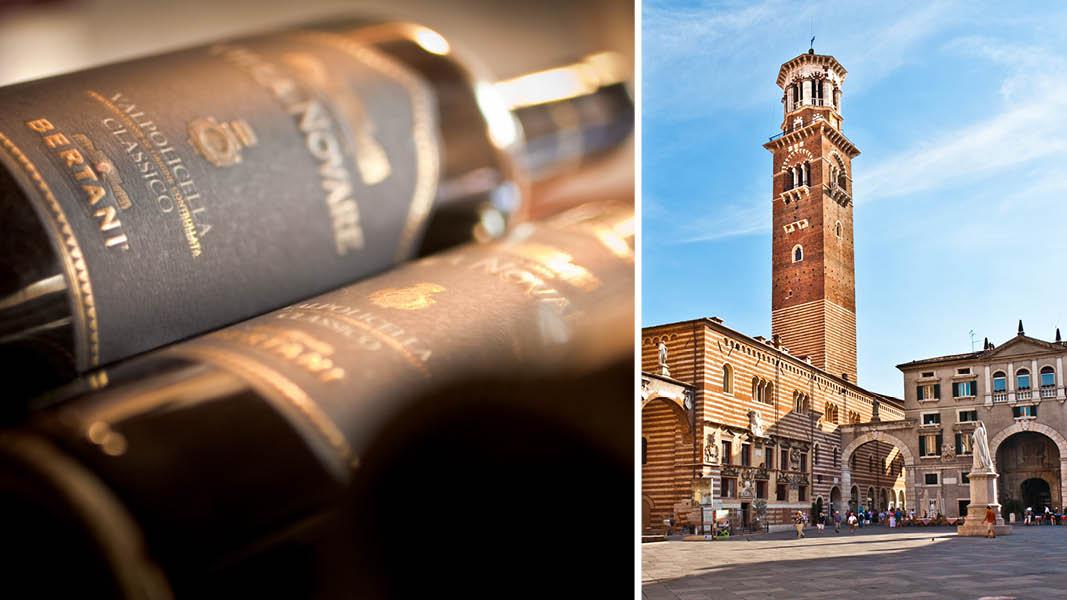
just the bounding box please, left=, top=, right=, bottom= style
left=992, top=391, right=1008, bottom=403
left=1017, top=389, right=1033, bottom=401
left=1040, top=387, right=1057, bottom=399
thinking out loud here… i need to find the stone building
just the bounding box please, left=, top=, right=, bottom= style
left=641, top=48, right=914, bottom=533
left=641, top=317, right=906, bottom=532
left=887, top=322, right=1067, bottom=518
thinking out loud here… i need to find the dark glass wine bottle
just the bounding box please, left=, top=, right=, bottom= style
left=0, top=201, right=634, bottom=597
left=0, top=19, right=632, bottom=400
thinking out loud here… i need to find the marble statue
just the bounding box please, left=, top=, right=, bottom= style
left=972, top=421, right=994, bottom=473
left=748, top=410, right=765, bottom=438
left=658, top=341, right=669, bottom=376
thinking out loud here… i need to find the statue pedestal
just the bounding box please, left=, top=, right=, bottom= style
left=957, top=471, right=1012, bottom=536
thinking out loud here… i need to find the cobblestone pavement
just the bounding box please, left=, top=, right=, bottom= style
left=643, top=525, right=1067, bottom=599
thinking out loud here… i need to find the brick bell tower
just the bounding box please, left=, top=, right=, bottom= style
left=764, top=49, right=860, bottom=382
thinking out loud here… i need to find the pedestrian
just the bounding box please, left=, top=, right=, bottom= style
left=794, top=511, right=806, bottom=538
left=834, top=510, right=841, bottom=533
left=889, top=511, right=896, bottom=528
left=984, top=505, right=997, bottom=539
left=1025, top=506, right=1032, bottom=526
left=848, top=512, right=858, bottom=533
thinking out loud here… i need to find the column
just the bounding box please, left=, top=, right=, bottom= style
left=802, top=79, right=812, bottom=106
left=984, top=365, right=992, bottom=406
left=822, top=80, right=832, bottom=107
left=840, top=468, right=851, bottom=515
left=1032, top=359, right=1039, bottom=399
left=1057, top=356, right=1065, bottom=399
left=1008, top=361, right=1016, bottom=403
left=1061, top=458, right=1067, bottom=508
left=786, top=86, right=795, bottom=112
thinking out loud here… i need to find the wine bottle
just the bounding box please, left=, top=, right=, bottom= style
left=0, top=19, right=632, bottom=400
left=1, top=201, right=634, bottom=597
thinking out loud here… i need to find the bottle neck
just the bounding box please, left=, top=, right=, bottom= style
left=494, top=52, right=633, bottom=182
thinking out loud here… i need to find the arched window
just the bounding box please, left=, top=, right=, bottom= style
left=1017, top=368, right=1031, bottom=391
left=1041, top=366, right=1055, bottom=388
left=642, top=437, right=647, bottom=465
left=722, top=363, right=733, bottom=394
left=792, top=245, right=804, bottom=263
left=753, top=377, right=762, bottom=403
left=992, top=371, right=1007, bottom=393
left=835, top=221, right=842, bottom=238
left=764, top=382, right=774, bottom=406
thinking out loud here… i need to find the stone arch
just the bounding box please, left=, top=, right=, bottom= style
left=841, top=431, right=915, bottom=466
left=989, top=421, right=1067, bottom=461
left=640, top=396, right=691, bottom=435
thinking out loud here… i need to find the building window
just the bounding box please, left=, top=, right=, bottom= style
left=741, top=443, right=752, bottom=467
left=764, top=447, right=774, bottom=469
left=952, top=380, right=976, bottom=398
left=919, top=433, right=942, bottom=457
left=921, top=371, right=935, bottom=378
left=1017, top=368, right=1031, bottom=390
left=776, top=483, right=788, bottom=501
left=722, top=364, right=733, bottom=394
left=722, top=477, right=737, bottom=498
left=798, top=485, right=808, bottom=502
left=800, top=452, right=808, bottom=472
left=992, top=372, right=1007, bottom=392
left=958, top=409, right=978, bottom=423
left=924, top=473, right=939, bottom=486
left=1041, top=366, right=1055, bottom=388
left=642, top=437, right=647, bottom=465
left=922, top=412, right=941, bottom=426
left=792, top=244, right=804, bottom=263
left=835, top=221, right=842, bottom=238
left=722, top=440, right=733, bottom=464
left=756, top=481, right=767, bottom=499
left=1013, top=405, right=1037, bottom=419
left=961, top=471, right=970, bottom=484
left=955, top=432, right=973, bottom=455
left=781, top=449, right=790, bottom=470
left=916, top=383, right=941, bottom=401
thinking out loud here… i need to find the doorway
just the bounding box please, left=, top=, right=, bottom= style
left=1021, top=478, right=1052, bottom=511
left=741, top=502, right=751, bottom=528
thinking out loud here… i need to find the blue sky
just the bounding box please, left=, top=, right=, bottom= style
left=642, top=0, right=1067, bottom=396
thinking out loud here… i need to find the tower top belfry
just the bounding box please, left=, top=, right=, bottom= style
left=775, top=50, right=849, bottom=133
left=764, top=50, right=860, bottom=382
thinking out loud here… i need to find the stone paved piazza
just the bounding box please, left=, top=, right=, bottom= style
left=643, top=526, right=1067, bottom=599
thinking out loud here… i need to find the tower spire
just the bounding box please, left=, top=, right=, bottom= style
left=1018, top=320, right=1025, bottom=336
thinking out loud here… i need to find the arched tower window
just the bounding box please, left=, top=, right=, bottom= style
left=792, top=245, right=804, bottom=263
left=835, top=221, right=842, bottom=239
left=1040, top=366, right=1055, bottom=388
left=722, top=363, right=733, bottom=394
left=642, top=437, right=647, bottom=465
left=1017, top=368, right=1031, bottom=391
left=992, top=371, right=1007, bottom=393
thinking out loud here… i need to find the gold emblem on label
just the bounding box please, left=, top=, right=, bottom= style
left=369, top=283, right=445, bottom=310
left=187, top=117, right=257, bottom=167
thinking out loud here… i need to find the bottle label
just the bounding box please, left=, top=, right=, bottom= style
left=166, top=203, right=635, bottom=479
left=0, top=28, right=439, bottom=371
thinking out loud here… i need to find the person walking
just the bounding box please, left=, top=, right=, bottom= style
left=1024, top=506, right=1032, bottom=526
left=794, top=511, right=806, bottom=539
left=833, top=510, right=841, bottom=533
left=984, top=505, right=997, bottom=539
left=848, top=512, right=858, bottom=533
left=816, top=512, right=825, bottom=533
